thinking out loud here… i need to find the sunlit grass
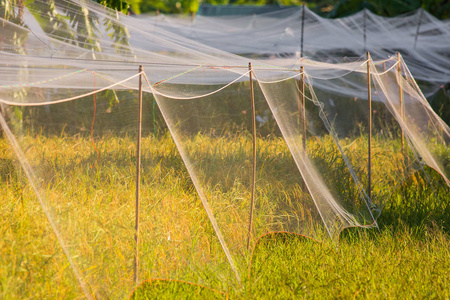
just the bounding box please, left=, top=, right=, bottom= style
left=0, top=132, right=449, bottom=299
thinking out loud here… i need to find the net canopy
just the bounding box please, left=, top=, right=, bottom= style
left=145, top=6, right=450, bottom=96
left=0, top=0, right=449, bottom=298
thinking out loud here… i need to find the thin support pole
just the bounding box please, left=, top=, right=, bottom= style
left=247, top=62, right=257, bottom=251
left=366, top=52, right=372, bottom=200
left=134, top=65, right=143, bottom=286
left=301, top=66, right=306, bottom=153
left=397, top=52, right=404, bottom=155
left=297, top=77, right=301, bottom=127
left=363, top=8, right=367, bottom=53
left=152, top=97, right=157, bottom=136
left=0, top=105, right=3, bottom=137
left=300, top=3, right=305, bottom=58
left=90, top=72, right=100, bottom=168
left=414, top=9, right=424, bottom=49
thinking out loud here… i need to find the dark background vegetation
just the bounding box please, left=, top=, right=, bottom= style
left=101, top=0, right=450, bottom=19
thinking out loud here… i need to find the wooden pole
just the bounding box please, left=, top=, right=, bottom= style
left=363, top=8, right=367, bottom=53
left=297, top=73, right=301, bottom=127
left=134, top=65, right=143, bottom=286
left=414, top=9, right=424, bottom=49
left=247, top=63, right=257, bottom=251
left=397, top=52, right=404, bottom=155
left=366, top=52, right=372, bottom=200
left=301, top=3, right=305, bottom=58
left=301, top=66, right=306, bottom=153
left=0, top=105, right=3, bottom=137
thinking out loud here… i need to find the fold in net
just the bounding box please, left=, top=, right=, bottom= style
left=371, top=55, right=450, bottom=187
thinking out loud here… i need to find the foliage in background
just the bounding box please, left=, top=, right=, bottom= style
left=328, top=0, right=449, bottom=19
left=98, top=0, right=142, bottom=14
left=139, top=0, right=199, bottom=14
left=126, top=0, right=450, bottom=19
left=428, top=83, right=450, bottom=126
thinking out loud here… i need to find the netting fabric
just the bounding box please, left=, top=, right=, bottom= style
left=1, top=0, right=449, bottom=298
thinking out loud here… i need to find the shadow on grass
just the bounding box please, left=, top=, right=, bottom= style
left=246, top=167, right=450, bottom=298
left=377, top=166, right=450, bottom=234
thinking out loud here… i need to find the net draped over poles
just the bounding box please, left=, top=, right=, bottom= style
left=146, top=6, right=450, bottom=96
left=0, top=0, right=449, bottom=298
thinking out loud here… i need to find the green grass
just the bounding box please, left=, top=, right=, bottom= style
left=0, top=132, right=449, bottom=299
left=244, top=226, right=449, bottom=299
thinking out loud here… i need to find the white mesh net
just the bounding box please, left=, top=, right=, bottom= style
left=1, top=0, right=449, bottom=298
left=148, top=6, right=450, bottom=95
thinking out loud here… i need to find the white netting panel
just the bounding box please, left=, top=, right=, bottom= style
left=1, top=0, right=449, bottom=298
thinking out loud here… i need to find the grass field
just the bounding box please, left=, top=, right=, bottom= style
left=0, top=131, right=449, bottom=299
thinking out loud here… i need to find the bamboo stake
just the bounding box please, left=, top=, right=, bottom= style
left=363, top=8, right=367, bottom=53
left=301, top=66, right=306, bottom=153
left=366, top=52, right=372, bottom=200
left=247, top=62, right=257, bottom=251
left=397, top=52, right=404, bottom=155
left=134, top=65, right=143, bottom=286
left=0, top=105, right=3, bottom=137
left=301, top=3, right=305, bottom=58
left=414, top=9, right=424, bottom=49
left=297, top=71, right=301, bottom=127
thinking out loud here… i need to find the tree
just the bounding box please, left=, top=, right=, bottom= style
left=97, top=0, right=142, bottom=14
